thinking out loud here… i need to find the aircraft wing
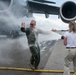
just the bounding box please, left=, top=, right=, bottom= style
left=0, top=0, right=76, bottom=23
left=28, top=0, right=59, bottom=16
left=0, top=0, right=76, bottom=39
left=27, top=0, right=76, bottom=23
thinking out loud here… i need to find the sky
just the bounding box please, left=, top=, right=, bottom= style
left=33, top=0, right=76, bottom=30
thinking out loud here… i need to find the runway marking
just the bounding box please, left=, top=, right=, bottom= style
left=0, top=67, right=74, bottom=73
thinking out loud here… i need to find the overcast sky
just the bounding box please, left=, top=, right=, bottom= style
left=33, top=0, right=76, bottom=30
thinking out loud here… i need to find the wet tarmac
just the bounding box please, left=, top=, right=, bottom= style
left=41, top=39, right=74, bottom=75
left=0, top=35, right=56, bottom=75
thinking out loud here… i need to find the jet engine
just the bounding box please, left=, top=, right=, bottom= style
left=60, top=1, right=76, bottom=23
left=0, top=0, right=12, bottom=12
left=0, top=0, right=76, bottom=23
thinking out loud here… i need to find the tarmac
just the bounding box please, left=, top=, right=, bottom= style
left=0, top=36, right=56, bottom=75
left=0, top=37, right=74, bottom=75
left=41, top=39, right=74, bottom=75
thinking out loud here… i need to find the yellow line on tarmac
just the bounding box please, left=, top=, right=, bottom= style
left=0, top=67, right=74, bottom=73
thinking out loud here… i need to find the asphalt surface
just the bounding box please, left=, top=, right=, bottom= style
left=0, top=35, right=56, bottom=75
left=41, top=39, right=74, bottom=75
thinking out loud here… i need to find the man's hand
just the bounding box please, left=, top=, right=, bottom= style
left=51, top=29, right=57, bottom=32
left=21, top=22, right=25, bottom=32
left=21, top=22, right=25, bottom=28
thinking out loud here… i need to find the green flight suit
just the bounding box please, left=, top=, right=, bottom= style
left=21, top=27, right=40, bottom=69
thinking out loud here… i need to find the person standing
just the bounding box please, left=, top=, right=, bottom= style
left=21, top=20, right=49, bottom=70
left=63, top=21, right=76, bottom=75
